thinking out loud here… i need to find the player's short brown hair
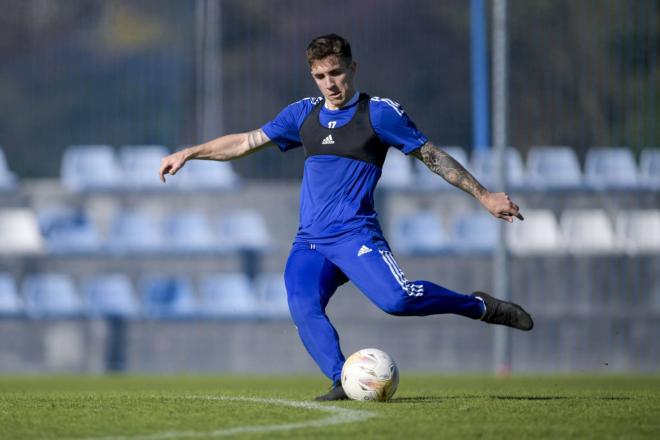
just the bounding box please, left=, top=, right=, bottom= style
left=306, top=34, right=352, bottom=66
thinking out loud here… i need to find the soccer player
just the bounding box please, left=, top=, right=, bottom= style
left=159, top=34, right=533, bottom=401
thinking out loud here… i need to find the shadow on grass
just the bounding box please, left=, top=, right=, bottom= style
left=491, top=396, right=631, bottom=401
left=391, top=395, right=632, bottom=403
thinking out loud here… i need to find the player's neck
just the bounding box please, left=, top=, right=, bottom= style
left=324, top=91, right=360, bottom=111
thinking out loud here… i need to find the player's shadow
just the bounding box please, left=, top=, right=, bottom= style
left=392, top=395, right=631, bottom=403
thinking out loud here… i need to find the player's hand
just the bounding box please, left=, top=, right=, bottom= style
left=480, top=191, right=524, bottom=223
left=158, top=151, right=188, bottom=182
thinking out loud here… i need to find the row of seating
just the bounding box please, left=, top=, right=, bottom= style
left=391, top=208, right=660, bottom=255
left=381, top=146, right=660, bottom=190
left=0, top=207, right=270, bottom=255
left=0, top=272, right=288, bottom=318
left=0, top=145, right=658, bottom=192
left=60, top=145, right=240, bottom=191
left=1, top=206, right=658, bottom=256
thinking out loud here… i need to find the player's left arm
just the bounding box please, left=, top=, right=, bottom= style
left=411, top=142, right=523, bottom=222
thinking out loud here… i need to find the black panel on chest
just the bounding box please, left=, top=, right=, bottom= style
left=299, top=94, right=388, bottom=168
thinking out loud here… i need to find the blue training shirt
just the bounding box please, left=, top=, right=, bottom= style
left=262, top=92, right=428, bottom=243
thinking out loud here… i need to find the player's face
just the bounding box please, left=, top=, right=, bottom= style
left=310, top=56, right=356, bottom=110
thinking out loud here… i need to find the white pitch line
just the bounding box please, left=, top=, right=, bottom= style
left=79, top=395, right=377, bottom=440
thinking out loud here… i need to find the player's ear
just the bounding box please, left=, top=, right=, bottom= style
left=309, top=59, right=319, bottom=76
left=345, top=61, right=357, bottom=80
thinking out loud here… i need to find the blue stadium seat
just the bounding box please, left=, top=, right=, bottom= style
left=140, top=275, right=197, bottom=319
left=585, top=147, right=639, bottom=189
left=83, top=274, right=139, bottom=318
left=60, top=145, right=122, bottom=191
left=255, top=273, right=289, bottom=318
left=0, top=273, right=21, bottom=316
left=470, top=147, right=525, bottom=190
left=119, top=145, right=170, bottom=190
left=450, top=212, right=498, bottom=253
left=217, top=210, right=271, bottom=252
left=162, top=211, right=216, bottom=254
left=560, top=209, right=615, bottom=253
left=415, top=146, right=470, bottom=190
left=379, top=150, right=414, bottom=189
left=526, top=146, right=583, bottom=190
left=107, top=209, right=163, bottom=254
left=198, top=273, right=258, bottom=318
left=0, top=147, right=17, bottom=190
left=22, top=273, right=82, bottom=318
left=390, top=211, right=449, bottom=255
left=38, top=206, right=102, bottom=254
left=175, top=159, right=240, bottom=190
left=639, top=148, right=660, bottom=190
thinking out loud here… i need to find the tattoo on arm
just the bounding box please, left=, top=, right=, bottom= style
left=413, top=142, right=487, bottom=200
left=247, top=129, right=269, bottom=149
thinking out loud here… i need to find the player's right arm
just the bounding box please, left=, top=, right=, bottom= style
left=158, top=129, right=273, bottom=182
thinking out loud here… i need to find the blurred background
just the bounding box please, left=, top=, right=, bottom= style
left=0, top=0, right=657, bottom=374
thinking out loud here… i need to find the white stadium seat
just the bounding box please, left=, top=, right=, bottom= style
left=615, top=210, right=660, bottom=253
left=0, top=208, right=44, bottom=255
left=526, top=146, right=582, bottom=190
left=506, top=209, right=563, bottom=254
left=560, top=209, right=616, bottom=253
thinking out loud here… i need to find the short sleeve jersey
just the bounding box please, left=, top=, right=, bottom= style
left=262, top=92, right=428, bottom=243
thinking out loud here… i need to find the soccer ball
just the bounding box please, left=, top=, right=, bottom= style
left=341, top=348, right=399, bottom=401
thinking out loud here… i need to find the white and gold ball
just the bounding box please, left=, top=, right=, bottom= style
left=341, top=348, right=399, bottom=401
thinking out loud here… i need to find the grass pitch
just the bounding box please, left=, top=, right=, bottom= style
left=0, top=375, right=658, bottom=439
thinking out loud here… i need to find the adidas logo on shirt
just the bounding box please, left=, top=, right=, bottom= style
left=357, top=245, right=372, bottom=256
left=322, top=134, right=335, bottom=145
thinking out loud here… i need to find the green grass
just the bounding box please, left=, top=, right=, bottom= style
left=0, top=375, right=659, bottom=439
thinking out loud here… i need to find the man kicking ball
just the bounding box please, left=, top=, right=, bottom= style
left=159, top=34, right=533, bottom=401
